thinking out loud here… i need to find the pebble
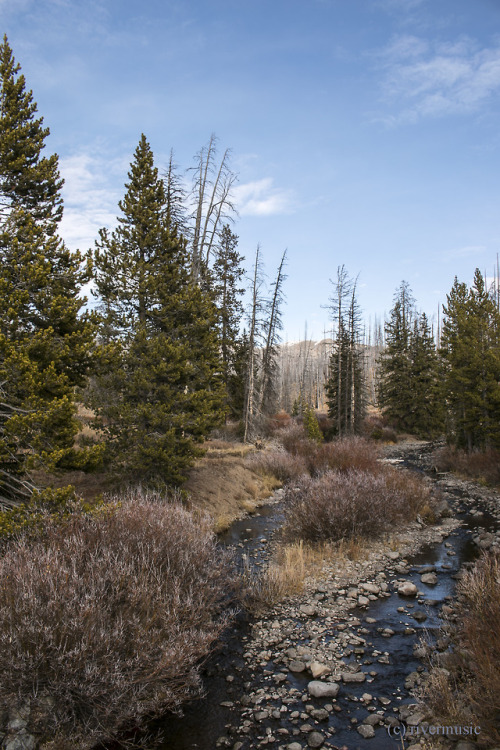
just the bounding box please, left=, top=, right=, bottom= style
left=307, top=681, right=340, bottom=698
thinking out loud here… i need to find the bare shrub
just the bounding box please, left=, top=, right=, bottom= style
left=305, top=436, right=381, bottom=476
left=0, top=497, right=236, bottom=748
left=421, top=551, right=500, bottom=746
left=246, top=450, right=308, bottom=482
left=434, top=445, right=500, bottom=486
left=267, top=410, right=292, bottom=433
left=281, top=466, right=430, bottom=543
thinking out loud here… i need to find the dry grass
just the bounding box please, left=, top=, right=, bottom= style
left=433, top=445, right=500, bottom=486
left=246, top=450, right=308, bottom=482
left=0, top=494, right=236, bottom=749
left=184, top=450, right=280, bottom=530
left=421, top=551, right=500, bottom=746
left=242, top=541, right=331, bottom=612
left=281, top=466, right=430, bottom=544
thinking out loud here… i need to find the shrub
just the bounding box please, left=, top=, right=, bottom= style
left=434, top=445, right=500, bottom=486
left=421, top=551, right=500, bottom=746
left=281, top=466, right=430, bottom=543
left=246, top=450, right=308, bottom=482
left=0, top=496, right=235, bottom=748
left=306, top=436, right=381, bottom=476
left=302, top=404, right=323, bottom=443
left=362, top=414, right=398, bottom=442
left=267, top=410, right=292, bottom=433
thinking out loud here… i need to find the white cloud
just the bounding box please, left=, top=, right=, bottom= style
left=233, top=178, right=293, bottom=216
left=444, top=245, right=486, bottom=260
left=377, top=35, right=500, bottom=123
left=59, top=151, right=125, bottom=251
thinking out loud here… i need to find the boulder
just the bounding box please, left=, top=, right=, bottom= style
left=307, top=681, right=340, bottom=698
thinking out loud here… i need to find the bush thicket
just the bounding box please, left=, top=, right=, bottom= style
left=0, top=495, right=235, bottom=748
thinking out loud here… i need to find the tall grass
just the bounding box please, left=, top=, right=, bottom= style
left=0, top=495, right=236, bottom=748
left=421, top=551, right=500, bottom=746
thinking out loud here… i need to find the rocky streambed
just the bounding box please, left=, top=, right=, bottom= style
left=160, top=442, right=500, bottom=750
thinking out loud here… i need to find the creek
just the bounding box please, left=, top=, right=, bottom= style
left=159, top=442, right=500, bottom=750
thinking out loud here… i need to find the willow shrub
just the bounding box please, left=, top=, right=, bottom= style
left=281, top=467, right=430, bottom=543
left=0, top=495, right=235, bottom=748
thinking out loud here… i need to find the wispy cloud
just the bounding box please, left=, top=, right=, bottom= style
left=233, top=178, right=293, bottom=216
left=59, top=150, right=126, bottom=251
left=377, top=34, right=500, bottom=123
left=444, top=245, right=486, bottom=260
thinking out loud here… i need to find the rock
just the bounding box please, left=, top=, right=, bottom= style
left=363, top=714, right=382, bottom=726
left=412, top=610, right=427, bottom=622
left=361, top=583, right=380, bottom=595
left=341, top=672, right=366, bottom=683
left=310, top=709, right=329, bottom=721
left=388, top=551, right=400, bottom=560
left=420, top=573, right=438, bottom=585
left=4, top=733, right=36, bottom=750
left=307, top=732, right=325, bottom=748
left=397, top=582, right=418, bottom=597
left=310, top=662, right=331, bottom=679
left=287, top=744, right=303, bottom=750
left=358, top=595, right=370, bottom=606
left=381, top=628, right=394, bottom=637
left=455, top=743, right=477, bottom=750
left=300, top=604, right=317, bottom=617
left=406, top=711, right=427, bottom=726
left=357, top=724, right=375, bottom=738
left=290, top=660, right=307, bottom=673
left=307, top=681, right=340, bottom=698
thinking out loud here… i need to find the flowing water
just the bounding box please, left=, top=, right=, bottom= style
left=158, top=445, right=499, bottom=750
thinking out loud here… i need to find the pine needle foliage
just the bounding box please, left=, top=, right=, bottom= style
left=90, top=135, right=225, bottom=485
left=0, top=38, right=97, bottom=506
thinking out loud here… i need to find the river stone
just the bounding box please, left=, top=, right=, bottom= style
left=361, top=583, right=380, bottom=595
left=307, top=681, right=340, bottom=698
left=357, top=724, right=375, bottom=738
left=300, top=604, right=317, bottom=617
left=310, top=662, right=331, bottom=678
left=4, top=734, right=36, bottom=750
left=420, top=572, right=438, bottom=585
left=290, top=660, right=307, bottom=673
left=412, top=610, right=427, bottom=622
left=342, top=671, right=366, bottom=683
left=358, top=595, right=370, bottom=606
left=363, top=714, right=382, bottom=726
left=397, top=582, right=418, bottom=597
left=308, top=732, right=325, bottom=748
left=287, top=744, right=303, bottom=750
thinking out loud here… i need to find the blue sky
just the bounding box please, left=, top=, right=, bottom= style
left=3, top=0, right=500, bottom=339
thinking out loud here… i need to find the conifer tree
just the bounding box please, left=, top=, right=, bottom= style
left=0, top=36, right=63, bottom=228
left=212, top=224, right=245, bottom=416
left=326, top=268, right=366, bottom=435
left=407, top=313, right=443, bottom=437
left=441, top=270, right=500, bottom=450
left=0, top=38, right=96, bottom=505
left=377, top=281, right=415, bottom=430
left=90, top=135, right=225, bottom=484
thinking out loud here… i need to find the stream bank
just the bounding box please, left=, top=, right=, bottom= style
left=160, top=441, right=500, bottom=750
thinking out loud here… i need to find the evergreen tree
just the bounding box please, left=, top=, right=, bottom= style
left=377, top=281, right=415, bottom=430
left=259, top=250, right=287, bottom=416
left=0, top=36, right=63, bottom=228
left=302, top=402, right=323, bottom=443
left=212, top=224, right=245, bottom=417
left=326, top=268, right=366, bottom=435
left=0, top=38, right=96, bottom=505
left=441, top=270, right=500, bottom=450
left=407, top=313, right=443, bottom=437
left=90, top=135, right=225, bottom=484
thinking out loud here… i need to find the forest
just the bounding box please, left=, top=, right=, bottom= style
left=0, top=35, right=499, bottom=750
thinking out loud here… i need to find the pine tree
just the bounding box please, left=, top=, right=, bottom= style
left=377, top=281, right=415, bottom=431
left=259, top=250, right=287, bottom=416
left=441, top=270, right=500, bottom=450
left=326, top=268, right=366, bottom=435
left=90, top=135, right=225, bottom=484
left=0, top=38, right=96, bottom=505
left=212, top=224, right=245, bottom=417
left=407, top=313, right=443, bottom=437
left=0, top=36, right=63, bottom=228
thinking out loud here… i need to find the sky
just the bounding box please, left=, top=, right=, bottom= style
left=3, top=0, right=500, bottom=340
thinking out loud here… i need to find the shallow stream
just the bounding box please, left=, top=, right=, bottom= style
left=159, top=445, right=499, bottom=750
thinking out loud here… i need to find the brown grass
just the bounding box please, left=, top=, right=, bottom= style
left=0, top=495, right=236, bottom=749
left=246, top=450, right=308, bottom=482
left=421, top=551, right=500, bottom=746
left=184, top=450, right=280, bottom=529
left=433, top=445, right=500, bottom=486
left=281, top=466, right=430, bottom=544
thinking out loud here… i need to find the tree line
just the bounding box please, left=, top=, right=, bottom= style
left=0, top=36, right=288, bottom=505
left=1, top=35, right=499, bottom=509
